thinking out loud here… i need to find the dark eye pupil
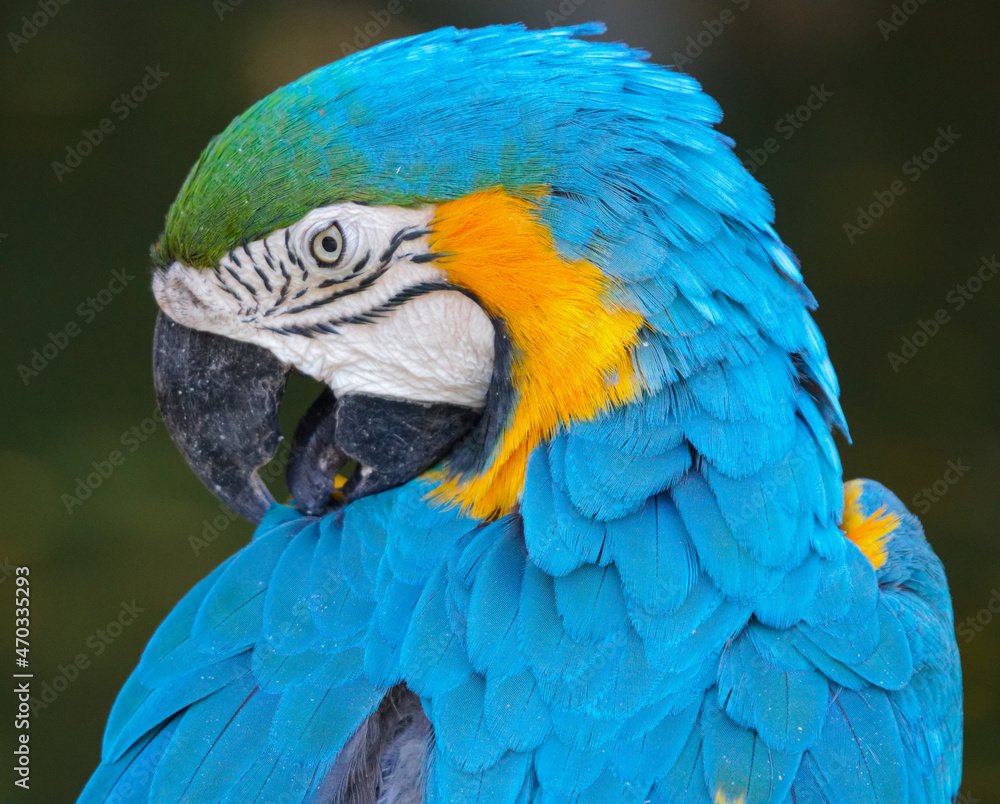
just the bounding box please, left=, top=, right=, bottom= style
left=321, top=235, right=339, bottom=254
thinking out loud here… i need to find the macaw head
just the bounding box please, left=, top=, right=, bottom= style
left=152, top=23, right=844, bottom=524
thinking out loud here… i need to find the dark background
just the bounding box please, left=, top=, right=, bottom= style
left=1, top=1, right=996, bottom=801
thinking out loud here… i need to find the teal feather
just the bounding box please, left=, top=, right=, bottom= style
left=564, top=436, right=691, bottom=520
left=135, top=562, right=229, bottom=688
left=148, top=677, right=272, bottom=801
left=466, top=522, right=529, bottom=679
left=483, top=671, right=552, bottom=752
left=432, top=674, right=507, bottom=773
left=190, top=519, right=307, bottom=655
left=552, top=562, right=629, bottom=643
left=308, top=515, right=375, bottom=641
left=612, top=699, right=699, bottom=788
left=673, top=472, right=782, bottom=603
left=400, top=563, right=476, bottom=697
left=717, top=628, right=829, bottom=753
left=79, top=720, right=177, bottom=804
left=702, top=692, right=801, bottom=804
left=520, top=446, right=586, bottom=576
left=534, top=732, right=609, bottom=796
left=753, top=551, right=823, bottom=630
left=103, top=655, right=250, bottom=764
left=548, top=706, right=622, bottom=751
left=251, top=642, right=331, bottom=693
left=262, top=521, right=322, bottom=654
left=808, top=688, right=908, bottom=803
left=612, top=493, right=698, bottom=615
left=517, top=563, right=619, bottom=694
left=654, top=721, right=712, bottom=803
left=430, top=747, right=531, bottom=804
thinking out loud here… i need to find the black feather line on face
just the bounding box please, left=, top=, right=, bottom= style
left=253, top=264, right=273, bottom=293
left=266, top=260, right=292, bottom=314
left=214, top=275, right=241, bottom=301
left=224, top=264, right=258, bottom=299
left=351, top=250, right=371, bottom=275
left=262, top=280, right=454, bottom=336
left=317, top=250, right=372, bottom=289
left=281, top=261, right=394, bottom=315
left=410, top=252, right=444, bottom=264
left=380, top=225, right=425, bottom=264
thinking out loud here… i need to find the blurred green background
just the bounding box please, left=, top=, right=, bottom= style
left=1, top=1, right=997, bottom=800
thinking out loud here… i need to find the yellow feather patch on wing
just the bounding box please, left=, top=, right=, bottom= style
left=427, top=189, right=644, bottom=520
left=842, top=479, right=900, bottom=570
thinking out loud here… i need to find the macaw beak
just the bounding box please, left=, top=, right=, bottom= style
left=153, top=312, right=481, bottom=522
left=153, top=312, right=287, bottom=522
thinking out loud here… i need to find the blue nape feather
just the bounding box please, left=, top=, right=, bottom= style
left=82, top=22, right=960, bottom=804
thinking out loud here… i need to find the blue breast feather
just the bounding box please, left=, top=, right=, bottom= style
left=81, top=23, right=961, bottom=804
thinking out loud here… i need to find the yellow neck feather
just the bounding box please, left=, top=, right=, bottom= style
left=427, top=189, right=644, bottom=520
left=842, top=479, right=900, bottom=570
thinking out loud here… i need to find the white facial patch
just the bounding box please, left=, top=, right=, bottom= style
left=153, top=203, right=495, bottom=409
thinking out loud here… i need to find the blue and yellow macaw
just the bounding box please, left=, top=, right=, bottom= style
left=80, top=23, right=962, bottom=804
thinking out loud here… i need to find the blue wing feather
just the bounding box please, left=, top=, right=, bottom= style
left=702, top=691, right=801, bottom=804
left=483, top=670, right=552, bottom=752
left=148, top=676, right=273, bottom=802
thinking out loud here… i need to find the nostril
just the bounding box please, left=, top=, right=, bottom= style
left=152, top=267, right=220, bottom=330
left=165, top=275, right=209, bottom=311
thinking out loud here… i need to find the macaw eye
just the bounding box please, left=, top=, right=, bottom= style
left=311, top=223, right=345, bottom=266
